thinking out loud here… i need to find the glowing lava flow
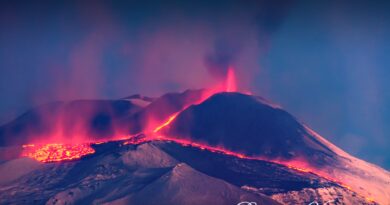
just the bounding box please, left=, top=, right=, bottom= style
left=22, top=143, right=95, bottom=163
left=153, top=112, right=180, bottom=133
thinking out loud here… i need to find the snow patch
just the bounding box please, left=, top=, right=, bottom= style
left=121, top=143, right=178, bottom=168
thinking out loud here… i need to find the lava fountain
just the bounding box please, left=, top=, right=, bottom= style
left=225, top=67, right=237, bottom=92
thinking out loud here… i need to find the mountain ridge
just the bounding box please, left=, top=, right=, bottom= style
left=0, top=90, right=389, bottom=204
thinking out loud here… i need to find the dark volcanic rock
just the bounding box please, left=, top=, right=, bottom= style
left=164, top=92, right=337, bottom=166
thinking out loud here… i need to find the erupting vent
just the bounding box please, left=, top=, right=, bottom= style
left=225, top=67, right=237, bottom=92
left=22, top=143, right=95, bottom=163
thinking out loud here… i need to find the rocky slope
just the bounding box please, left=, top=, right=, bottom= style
left=0, top=141, right=374, bottom=205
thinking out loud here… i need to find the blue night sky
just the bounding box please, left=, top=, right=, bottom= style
left=0, top=0, right=390, bottom=169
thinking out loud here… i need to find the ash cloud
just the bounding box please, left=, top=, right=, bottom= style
left=203, top=0, right=295, bottom=82
left=0, top=0, right=295, bottom=124
left=204, top=40, right=238, bottom=80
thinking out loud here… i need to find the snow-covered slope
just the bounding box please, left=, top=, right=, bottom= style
left=0, top=141, right=282, bottom=205
left=0, top=140, right=377, bottom=205
left=306, top=127, right=390, bottom=205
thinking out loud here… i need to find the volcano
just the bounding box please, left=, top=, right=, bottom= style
left=0, top=90, right=389, bottom=205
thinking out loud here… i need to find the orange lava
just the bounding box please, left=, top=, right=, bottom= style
left=365, top=197, right=375, bottom=203
left=153, top=112, right=180, bottom=133
left=22, top=143, right=95, bottom=163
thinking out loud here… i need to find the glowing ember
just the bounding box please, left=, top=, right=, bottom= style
left=225, top=67, right=237, bottom=92
left=22, top=143, right=95, bottom=163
